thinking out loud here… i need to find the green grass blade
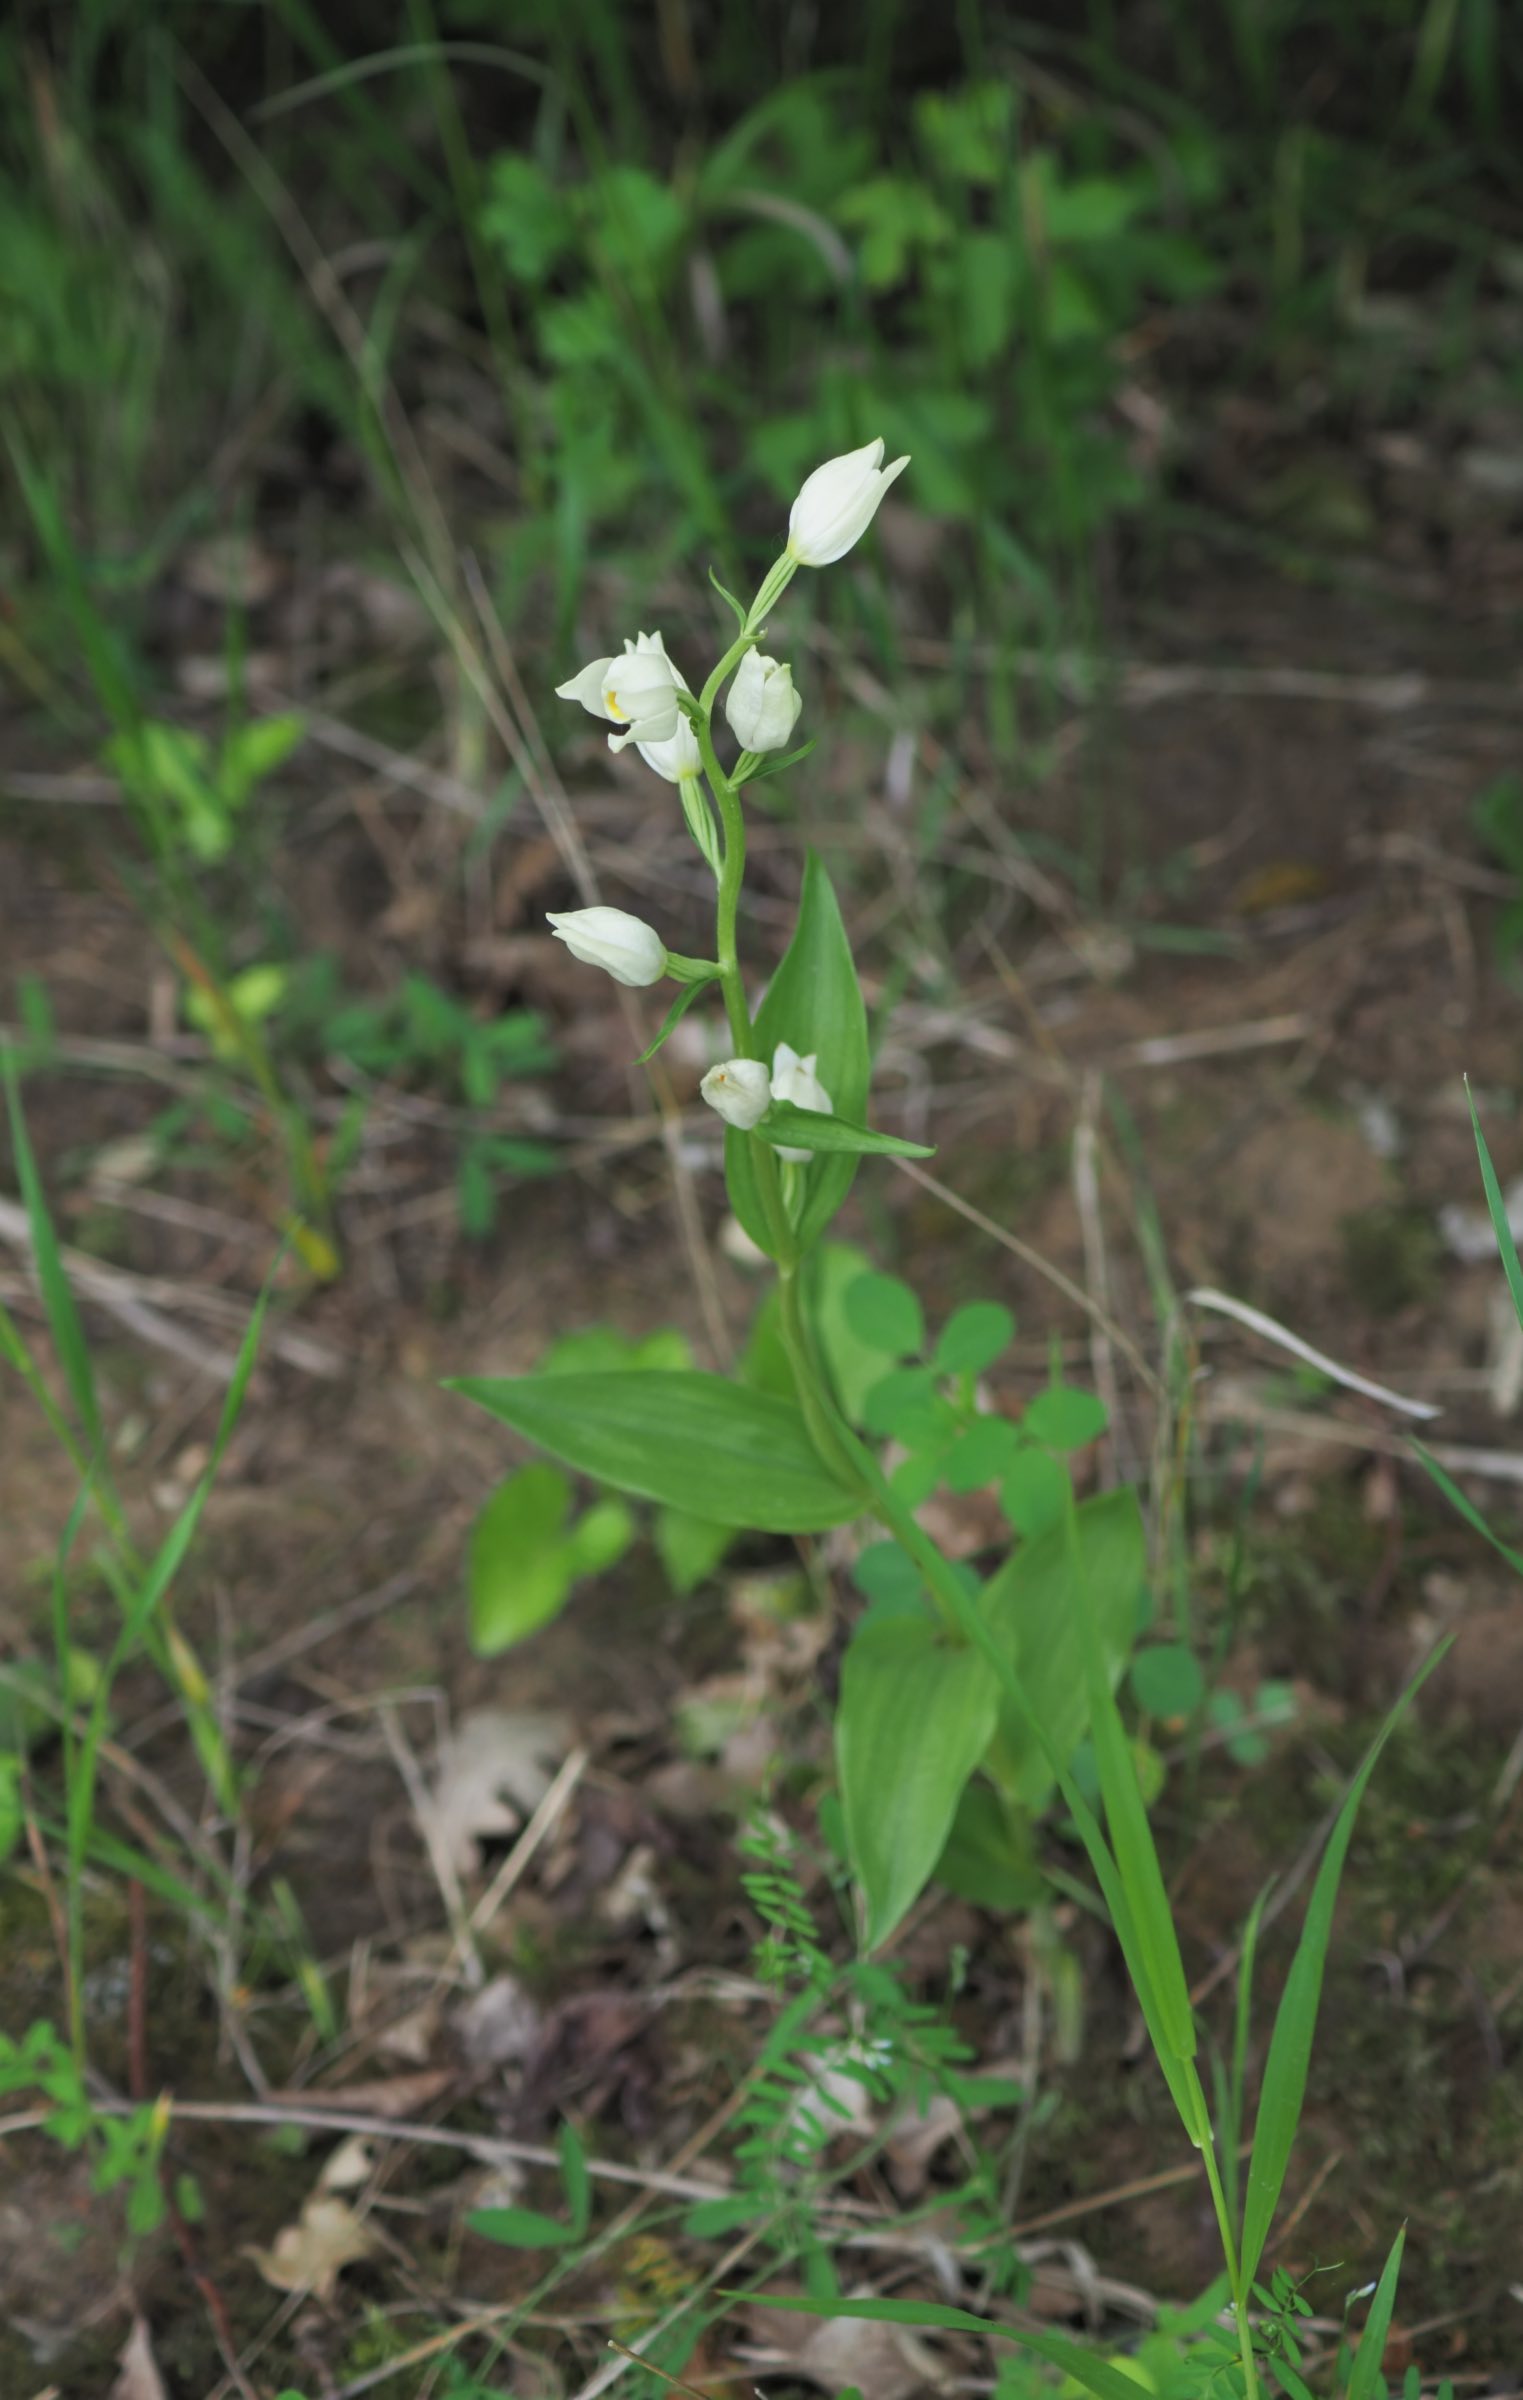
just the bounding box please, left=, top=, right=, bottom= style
left=1412, top=1439, right=1523, bottom=1576
left=1066, top=1504, right=1197, bottom=2070
left=1465, top=1079, right=1523, bottom=1334
left=1345, top=2223, right=1406, bottom=2400
left=723, top=2294, right=1149, bottom=2400
left=1222, top=1879, right=1272, bottom=2228
left=1240, top=1657, right=1445, bottom=2288
left=3, top=1054, right=103, bottom=1456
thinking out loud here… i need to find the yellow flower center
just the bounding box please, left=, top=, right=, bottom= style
left=605, top=688, right=627, bottom=720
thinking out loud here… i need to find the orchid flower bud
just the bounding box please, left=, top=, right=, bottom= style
left=622, top=630, right=703, bottom=783
left=787, top=436, right=910, bottom=567
left=770, top=1041, right=833, bottom=1160
left=725, top=650, right=802, bottom=753
left=556, top=647, right=680, bottom=752
left=699, top=1058, right=772, bottom=1130
left=546, top=905, right=668, bottom=987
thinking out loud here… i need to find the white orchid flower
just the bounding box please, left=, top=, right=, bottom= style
left=699, top=1057, right=772, bottom=1130
left=770, top=1040, right=833, bottom=1159
left=620, top=630, right=703, bottom=783
left=556, top=646, right=681, bottom=752
left=545, top=906, right=668, bottom=987
left=725, top=650, right=802, bottom=753
left=787, top=436, right=910, bottom=567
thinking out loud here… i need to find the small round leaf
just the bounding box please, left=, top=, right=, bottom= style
left=933, top=1301, right=1015, bottom=1375
left=1130, top=1642, right=1204, bottom=1721
left=1024, top=1384, right=1109, bottom=1451
left=944, top=1414, right=1022, bottom=1492
left=843, top=1272, right=925, bottom=1359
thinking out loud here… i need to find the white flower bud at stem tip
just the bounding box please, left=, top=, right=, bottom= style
left=787, top=436, right=910, bottom=568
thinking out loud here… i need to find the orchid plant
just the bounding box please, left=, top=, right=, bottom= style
left=451, top=437, right=1430, bottom=2399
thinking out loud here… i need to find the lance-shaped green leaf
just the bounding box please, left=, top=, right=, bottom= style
left=724, top=852, right=869, bottom=1253
left=448, top=1370, right=864, bottom=1531
left=1466, top=1078, right=1523, bottom=1333
left=726, top=2294, right=1150, bottom=2400
left=4, top=1053, right=102, bottom=1454
left=758, top=1100, right=933, bottom=1159
left=1239, top=1650, right=1445, bottom=2289
left=636, top=973, right=721, bottom=1064
left=1062, top=1497, right=1199, bottom=2081
left=838, top=1612, right=998, bottom=1950
left=1345, top=2224, right=1406, bottom=2400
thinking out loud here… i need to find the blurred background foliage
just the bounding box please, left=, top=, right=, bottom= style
left=4, top=0, right=1520, bottom=657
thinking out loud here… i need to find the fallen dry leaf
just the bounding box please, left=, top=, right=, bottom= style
left=423, top=1708, right=573, bottom=1876
left=249, top=2192, right=378, bottom=2302
left=108, top=2318, right=168, bottom=2400
left=452, top=1973, right=543, bottom=2070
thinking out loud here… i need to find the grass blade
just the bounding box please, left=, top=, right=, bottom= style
left=3, top=1053, right=103, bottom=1456
left=1345, top=2223, right=1406, bottom=2400
left=725, top=2294, right=1149, bottom=2400
left=1412, top=1438, right=1523, bottom=1577
left=1240, top=1656, right=1445, bottom=2288
left=1465, top=1078, right=1523, bottom=1334
left=1066, top=1505, right=1197, bottom=2073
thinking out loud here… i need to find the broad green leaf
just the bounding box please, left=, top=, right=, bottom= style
left=468, top=1465, right=575, bottom=1655
left=758, top=1101, right=932, bottom=1159
left=837, top=1614, right=997, bottom=1949
left=933, top=1302, right=1015, bottom=1375
left=981, top=1489, right=1144, bottom=1811
left=1466, top=1080, right=1523, bottom=1335
left=935, top=1779, right=1045, bottom=1912
left=1345, top=2224, right=1406, bottom=2400
left=449, top=1372, right=863, bottom=1531
left=1000, top=1445, right=1071, bottom=1537
left=1239, top=1653, right=1445, bottom=2290
left=727, top=2294, right=1150, bottom=2400
left=1024, top=1384, right=1108, bottom=1450
left=843, top=1272, right=924, bottom=1359
left=724, top=852, right=871, bottom=1253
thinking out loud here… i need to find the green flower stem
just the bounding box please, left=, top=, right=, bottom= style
left=698, top=718, right=755, bottom=1059
left=745, top=551, right=798, bottom=634
left=697, top=630, right=756, bottom=726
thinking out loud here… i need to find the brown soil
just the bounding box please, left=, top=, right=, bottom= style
left=4, top=545, right=1523, bottom=2394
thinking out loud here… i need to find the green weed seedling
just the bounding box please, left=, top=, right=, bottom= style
left=0, top=2021, right=180, bottom=2240
left=0, top=1064, right=337, bottom=2090
left=451, top=435, right=1440, bottom=2397
left=287, top=961, right=560, bottom=1239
